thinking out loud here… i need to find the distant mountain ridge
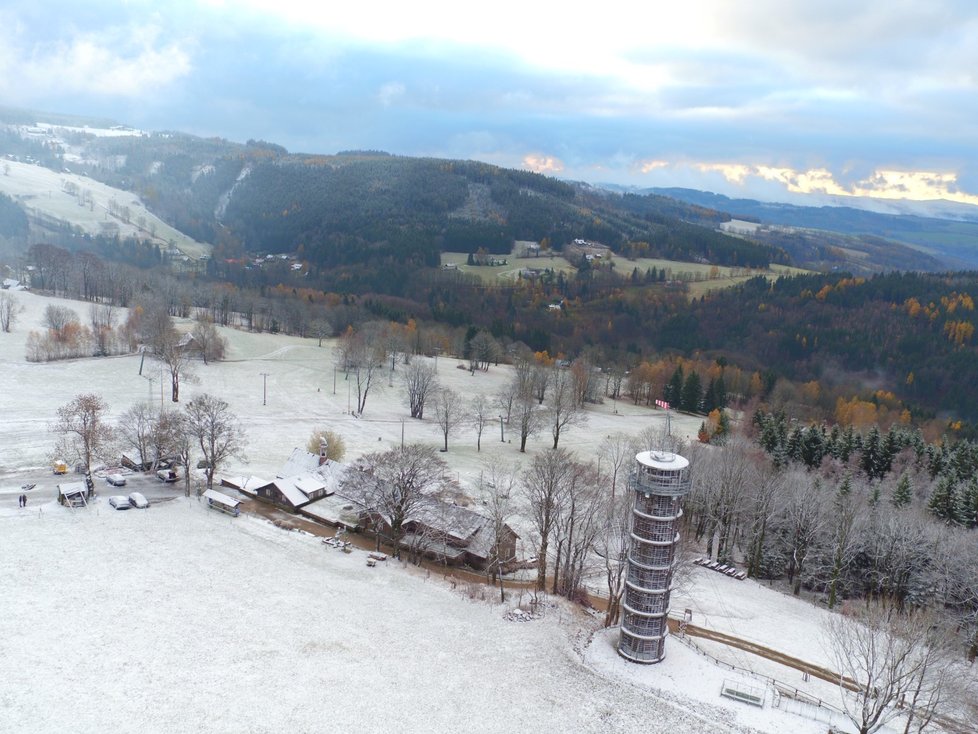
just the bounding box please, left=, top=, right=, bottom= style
left=640, top=187, right=978, bottom=269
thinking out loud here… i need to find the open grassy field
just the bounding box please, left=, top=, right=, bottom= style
left=440, top=251, right=578, bottom=284
left=442, top=251, right=809, bottom=297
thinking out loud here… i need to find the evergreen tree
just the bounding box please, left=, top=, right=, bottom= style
left=954, top=476, right=978, bottom=527
left=714, top=375, right=727, bottom=409
left=785, top=426, right=803, bottom=462
left=927, top=474, right=957, bottom=522
left=680, top=370, right=702, bottom=413
left=837, top=471, right=853, bottom=500
left=703, top=378, right=718, bottom=414
left=892, top=473, right=913, bottom=508
left=839, top=425, right=857, bottom=462
left=800, top=426, right=825, bottom=469
left=663, top=366, right=683, bottom=406
left=758, top=414, right=780, bottom=453
left=861, top=426, right=884, bottom=480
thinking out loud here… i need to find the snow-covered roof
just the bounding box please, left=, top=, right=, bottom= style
left=203, top=489, right=239, bottom=508
left=271, top=479, right=309, bottom=508
left=57, top=482, right=88, bottom=497
left=292, top=473, right=327, bottom=496
left=635, top=450, right=689, bottom=471
left=220, top=475, right=273, bottom=493
left=408, top=496, right=488, bottom=542
left=301, top=494, right=362, bottom=529
left=278, top=447, right=322, bottom=478
left=398, top=533, right=466, bottom=561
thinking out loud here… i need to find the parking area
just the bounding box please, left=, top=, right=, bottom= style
left=1, top=467, right=185, bottom=511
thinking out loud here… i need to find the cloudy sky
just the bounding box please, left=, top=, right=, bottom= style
left=2, top=0, right=977, bottom=206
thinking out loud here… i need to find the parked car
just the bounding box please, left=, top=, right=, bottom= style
left=105, top=473, right=127, bottom=487
left=108, top=495, right=131, bottom=510
left=128, top=492, right=149, bottom=509
left=156, top=468, right=179, bottom=483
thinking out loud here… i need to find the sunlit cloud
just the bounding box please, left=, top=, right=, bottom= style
left=523, top=154, right=563, bottom=174
left=671, top=162, right=978, bottom=206
left=638, top=159, right=669, bottom=173
left=694, top=163, right=753, bottom=184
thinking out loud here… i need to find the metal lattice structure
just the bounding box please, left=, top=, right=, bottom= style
left=618, top=450, right=691, bottom=664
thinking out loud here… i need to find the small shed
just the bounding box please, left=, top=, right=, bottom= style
left=57, top=482, right=89, bottom=508
left=203, top=489, right=240, bottom=517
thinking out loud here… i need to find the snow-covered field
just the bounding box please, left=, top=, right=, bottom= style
left=0, top=159, right=207, bottom=258
left=0, top=290, right=698, bottom=487
left=1, top=498, right=842, bottom=734
left=0, top=290, right=946, bottom=733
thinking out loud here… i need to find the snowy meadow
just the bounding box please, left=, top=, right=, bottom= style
left=0, top=289, right=948, bottom=733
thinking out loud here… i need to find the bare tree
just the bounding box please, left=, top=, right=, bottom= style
left=468, top=393, right=493, bottom=451
left=89, top=302, right=116, bottom=356
left=0, top=291, right=24, bottom=332
left=116, top=402, right=156, bottom=470
left=514, top=390, right=543, bottom=453
left=548, top=365, right=587, bottom=449
left=595, top=492, right=632, bottom=626
left=598, top=432, right=635, bottom=500
left=569, top=355, right=599, bottom=405
left=341, top=325, right=385, bottom=415
left=523, top=448, right=575, bottom=591
left=403, top=360, right=439, bottom=419
left=550, top=459, right=603, bottom=598
left=157, top=336, right=195, bottom=402
left=171, top=413, right=196, bottom=497
left=495, top=376, right=520, bottom=425
left=182, top=394, right=247, bottom=488
left=822, top=602, right=963, bottom=734
left=44, top=304, right=79, bottom=339
left=782, top=472, right=827, bottom=595
left=51, top=393, right=115, bottom=473
left=741, top=458, right=786, bottom=579
left=149, top=409, right=183, bottom=472
left=340, top=444, right=448, bottom=559
left=433, top=388, right=466, bottom=452
left=479, top=461, right=519, bottom=602
left=826, top=473, right=865, bottom=609
left=191, top=317, right=227, bottom=364
left=467, top=330, right=499, bottom=371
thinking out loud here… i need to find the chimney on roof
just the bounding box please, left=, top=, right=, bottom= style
left=319, top=437, right=329, bottom=466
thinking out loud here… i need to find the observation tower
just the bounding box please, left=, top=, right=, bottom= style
left=618, top=450, right=691, bottom=664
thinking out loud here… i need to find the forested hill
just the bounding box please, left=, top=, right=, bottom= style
left=76, top=135, right=782, bottom=271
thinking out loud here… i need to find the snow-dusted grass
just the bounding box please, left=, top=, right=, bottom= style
left=1, top=290, right=937, bottom=733
left=1, top=498, right=822, bottom=734
left=0, top=160, right=207, bottom=257
left=0, top=291, right=700, bottom=485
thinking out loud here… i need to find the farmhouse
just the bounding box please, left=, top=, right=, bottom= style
left=223, top=445, right=518, bottom=568
left=328, top=481, right=518, bottom=569
left=222, top=445, right=337, bottom=511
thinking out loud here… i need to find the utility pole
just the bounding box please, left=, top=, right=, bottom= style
left=260, top=372, right=270, bottom=406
